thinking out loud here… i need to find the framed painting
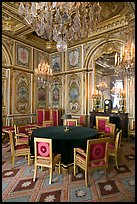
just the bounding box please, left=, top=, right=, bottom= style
left=16, top=43, right=31, bottom=68
left=37, top=86, right=46, bottom=108
left=51, top=79, right=61, bottom=108
left=50, top=53, right=62, bottom=72
left=67, top=46, right=81, bottom=70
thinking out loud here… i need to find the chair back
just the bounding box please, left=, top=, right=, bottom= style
left=96, top=116, right=109, bottom=132
left=65, top=119, right=78, bottom=126
left=86, top=138, right=110, bottom=168
left=43, top=120, right=53, bottom=127
left=104, top=122, right=116, bottom=141
left=34, top=137, right=52, bottom=167
left=14, top=124, right=17, bottom=135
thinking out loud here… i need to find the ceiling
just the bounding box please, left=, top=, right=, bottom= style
left=2, top=2, right=135, bottom=75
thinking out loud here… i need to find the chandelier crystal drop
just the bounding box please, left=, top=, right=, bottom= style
left=18, top=2, right=102, bottom=52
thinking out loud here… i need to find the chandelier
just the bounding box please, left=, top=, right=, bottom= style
left=92, top=90, right=101, bottom=99
left=34, top=60, right=52, bottom=85
left=18, top=2, right=102, bottom=52
left=114, top=26, right=135, bottom=81
left=96, top=81, right=108, bottom=94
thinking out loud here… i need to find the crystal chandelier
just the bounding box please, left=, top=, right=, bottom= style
left=114, top=26, right=135, bottom=81
left=34, top=60, right=52, bottom=85
left=18, top=2, right=102, bottom=52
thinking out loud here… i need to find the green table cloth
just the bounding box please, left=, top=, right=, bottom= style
left=30, top=126, right=98, bottom=168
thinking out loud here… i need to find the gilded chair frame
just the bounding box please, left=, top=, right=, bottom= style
left=33, top=137, right=61, bottom=184
left=96, top=116, right=109, bottom=133
left=14, top=124, right=29, bottom=146
left=101, top=122, right=116, bottom=142
left=9, top=131, right=30, bottom=167
left=74, top=137, right=110, bottom=187
left=43, top=120, right=53, bottom=127
left=108, top=130, right=122, bottom=169
left=64, top=119, right=78, bottom=126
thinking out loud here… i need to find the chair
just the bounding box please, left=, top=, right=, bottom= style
left=100, top=122, right=116, bottom=143
left=65, top=119, right=78, bottom=126
left=14, top=124, right=29, bottom=146
left=96, top=116, right=109, bottom=134
left=78, top=115, right=85, bottom=126
left=128, top=120, right=135, bottom=140
left=33, top=137, right=61, bottom=184
left=43, top=120, right=53, bottom=127
left=108, top=130, right=122, bottom=169
left=9, top=131, right=30, bottom=167
left=74, top=137, right=110, bottom=187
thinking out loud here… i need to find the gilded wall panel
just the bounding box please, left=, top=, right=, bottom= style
left=14, top=117, right=31, bottom=125
left=51, top=77, right=62, bottom=109
left=2, top=37, right=14, bottom=65
left=14, top=71, right=31, bottom=114
left=34, top=49, right=49, bottom=70
left=66, top=46, right=82, bottom=70
left=15, top=42, right=31, bottom=68
left=50, top=53, right=62, bottom=73
left=37, top=85, right=47, bottom=108
left=66, top=73, right=82, bottom=114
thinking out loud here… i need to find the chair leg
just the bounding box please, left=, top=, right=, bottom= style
left=74, top=162, right=76, bottom=176
left=85, top=170, right=88, bottom=187
left=28, top=154, right=30, bottom=166
left=115, top=155, right=119, bottom=170
left=49, top=168, right=53, bottom=185
left=58, top=161, right=61, bottom=174
left=33, top=165, right=37, bottom=181
left=11, top=155, right=15, bottom=167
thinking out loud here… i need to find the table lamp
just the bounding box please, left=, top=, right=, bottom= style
left=61, top=114, right=71, bottom=132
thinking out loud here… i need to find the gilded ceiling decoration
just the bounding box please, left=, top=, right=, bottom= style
left=2, top=2, right=135, bottom=53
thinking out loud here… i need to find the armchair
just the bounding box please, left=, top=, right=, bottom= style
left=74, top=137, right=110, bottom=186
left=33, top=137, right=61, bottom=184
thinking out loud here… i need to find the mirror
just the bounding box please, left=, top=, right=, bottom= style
left=95, top=51, right=125, bottom=112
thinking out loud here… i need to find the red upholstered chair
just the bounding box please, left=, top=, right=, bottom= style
left=9, top=130, right=30, bottom=167
left=2, top=126, right=15, bottom=144
left=43, top=120, right=53, bottom=127
left=78, top=115, right=85, bottom=126
left=65, top=119, right=78, bottom=127
left=33, top=137, right=61, bottom=184
left=37, top=109, right=45, bottom=126
left=96, top=116, right=109, bottom=134
left=74, top=137, right=110, bottom=186
left=14, top=124, right=29, bottom=146
left=100, top=123, right=116, bottom=142
left=108, top=130, right=122, bottom=169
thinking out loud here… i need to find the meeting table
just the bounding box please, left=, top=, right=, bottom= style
left=30, top=125, right=99, bottom=173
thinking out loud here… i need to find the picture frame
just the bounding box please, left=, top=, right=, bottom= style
left=67, top=46, right=81, bottom=70
left=16, top=43, right=31, bottom=68
left=50, top=53, right=62, bottom=72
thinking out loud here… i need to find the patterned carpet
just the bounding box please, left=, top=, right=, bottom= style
left=2, top=139, right=135, bottom=202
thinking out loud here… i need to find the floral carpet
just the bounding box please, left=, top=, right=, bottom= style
left=2, top=139, right=135, bottom=202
